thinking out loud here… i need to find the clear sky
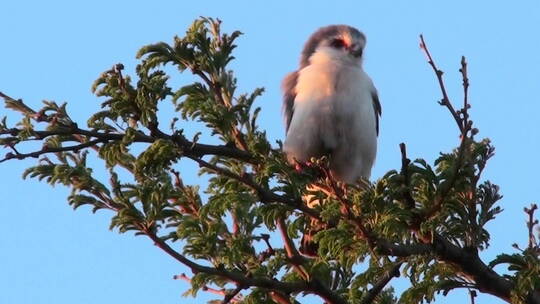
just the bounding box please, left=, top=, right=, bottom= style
left=1, top=1, right=539, bottom=303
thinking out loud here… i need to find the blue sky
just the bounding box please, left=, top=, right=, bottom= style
left=1, top=1, right=539, bottom=303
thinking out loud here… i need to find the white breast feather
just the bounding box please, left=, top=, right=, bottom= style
left=283, top=50, right=377, bottom=182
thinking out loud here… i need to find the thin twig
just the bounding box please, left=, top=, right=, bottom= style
left=420, top=35, right=463, bottom=133
left=399, top=143, right=416, bottom=209
left=146, top=229, right=348, bottom=304
left=0, top=139, right=105, bottom=163
left=418, top=36, right=473, bottom=222
left=0, top=122, right=255, bottom=164
left=276, top=217, right=309, bottom=279
left=525, top=204, right=539, bottom=249
left=409, top=38, right=527, bottom=303
left=419, top=35, right=464, bottom=134
left=469, top=289, right=477, bottom=304
left=221, top=285, right=244, bottom=304
left=257, top=234, right=275, bottom=262
left=460, top=56, right=470, bottom=127
left=190, top=69, right=248, bottom=151
left=174, top=273, right=243, bottom=303
left=360, top=262, right=402, bottom=304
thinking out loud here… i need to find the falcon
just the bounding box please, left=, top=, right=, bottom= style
left=283, top=25, right=381, bottom=183
left=282, top=25, right=381, bottom=255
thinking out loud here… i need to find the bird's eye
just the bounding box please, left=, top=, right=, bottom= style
left=330, top=38, right=346, bottom=49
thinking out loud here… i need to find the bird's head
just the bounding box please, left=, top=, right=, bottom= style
left=300, top=25, right=366, bottom=68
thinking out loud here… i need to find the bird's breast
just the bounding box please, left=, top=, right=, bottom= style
left=286, top=62, right=378, bottom=181
left=295, top=63, right=375, bottom=127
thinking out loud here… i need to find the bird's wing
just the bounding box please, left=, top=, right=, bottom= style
left=371, top=90, right=382, bottom=136
left=282, top=71, right=299, bottom=133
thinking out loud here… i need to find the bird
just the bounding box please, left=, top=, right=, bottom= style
left=282, top=25, right=381, bottom=256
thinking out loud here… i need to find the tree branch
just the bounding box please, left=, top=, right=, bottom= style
left=146, top=229, right=347, bottom=304
left=276, top=217, right=309, bottom=279
left=0, top=92, right=256, bottom=163
left=419, top=35, right=464, bottom=134
left=0, top=139, right=105, bottom=163
left=0, top=125, right=255, bottom=165
left=377, top=233, right=522, bottom=303
left=174, top=273, right=243, bottom=303
left=222, top=285, right=244, bottom=304
left=189, top=156, right=320, bottom=220
left=469, top=289, right=477, bottom=304
left=399, top=143, right=416, bottom=209
left=189, top=68, right=248, bottom=151
left=417, top=37, right=474, bottom=222
left=460, top=56, right=470, bottom=127
left=360, top=262, right=402, bottom=304
left=429, top=234, right=514, bottom=302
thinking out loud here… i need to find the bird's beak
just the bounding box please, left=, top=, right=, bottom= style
left=349, top=44, right=363, bottom=57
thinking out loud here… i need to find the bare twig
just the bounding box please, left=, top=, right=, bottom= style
left=418, top=36, right=474, bottom=222
left=525, top=204, right=539, bottom=249
left=460, top=56, right=470, bottom=128
left=469, top=289, right=477, bottom=304
left=419, top=35, right=463, bottom=134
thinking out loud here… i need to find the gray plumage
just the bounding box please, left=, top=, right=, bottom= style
left=299, top=25, right=365, bottom=68
left=282, top=25, right=381, bottom=183
left=282, top=71, right=298, bottom=133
